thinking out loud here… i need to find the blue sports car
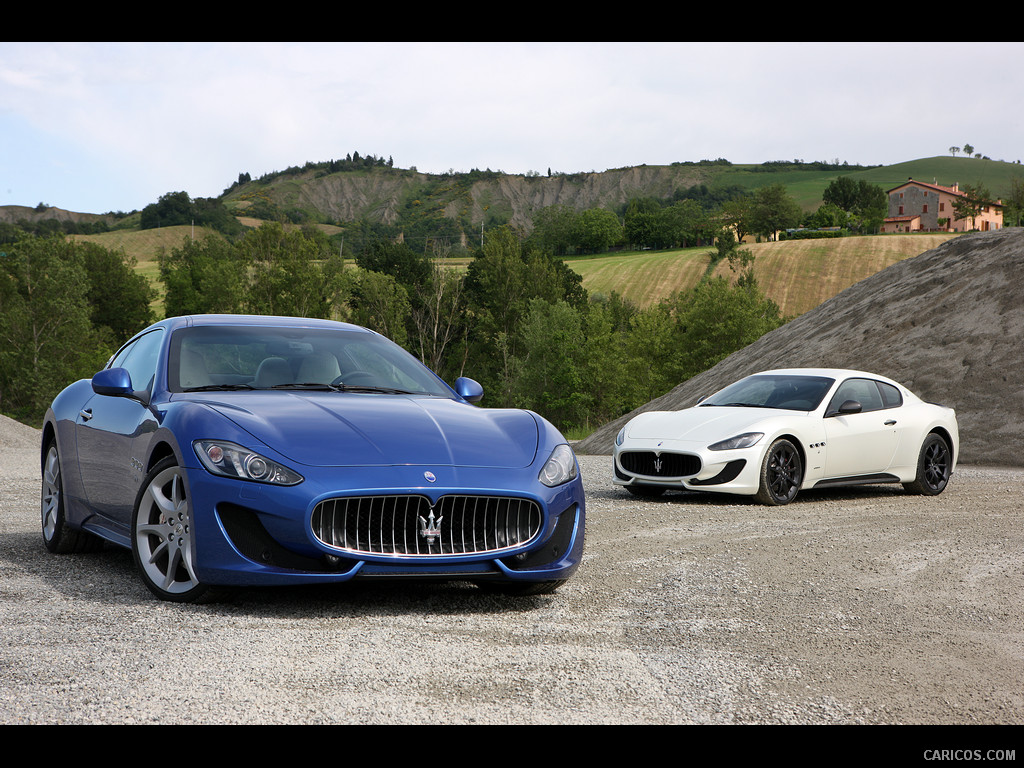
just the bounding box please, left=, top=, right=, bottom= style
left=41, top=315, right=585, bottom=602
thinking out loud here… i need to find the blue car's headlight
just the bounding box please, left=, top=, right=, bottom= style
left=194, top=440, right=304, bottom=485
left=708, top=432, right=764, bottom=451
left=539, top=444, right=578, bottom=487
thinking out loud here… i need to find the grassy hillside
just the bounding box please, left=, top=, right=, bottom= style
left=569, top=233, right=959, bottom=318
left=699, top=156, right=1020, bottom=212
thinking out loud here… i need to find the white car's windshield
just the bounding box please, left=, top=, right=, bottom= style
left=168, top=325, right=452, bottom=397
left=699, top=374, right=835, bottom=412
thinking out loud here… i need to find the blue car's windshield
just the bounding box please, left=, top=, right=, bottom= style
left=699, top=374, right=835, bottom=412
left=168, top=325, right=452, bottom=397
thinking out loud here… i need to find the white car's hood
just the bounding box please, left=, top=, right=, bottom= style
left=625, top=406, right=806, bottom=443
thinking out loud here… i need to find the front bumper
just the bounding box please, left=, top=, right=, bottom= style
left=184, top=462, right=585, bottom=587
left=613, top=440, right=763, bottom=496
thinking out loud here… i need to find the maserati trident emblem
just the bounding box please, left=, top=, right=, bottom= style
left=423, top=471, right=436, bottom=483
left=653, top=456, right=663, bottom=473
left=418, top=510, right=443, bottom=544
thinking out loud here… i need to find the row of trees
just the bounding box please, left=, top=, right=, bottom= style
left=0, top=221, right=784, bottom=433
left=0, top=238, right=155, bottom=419
left=140, top=191, right=243, bottom=236
left=528, top=179, right=886, bottom=256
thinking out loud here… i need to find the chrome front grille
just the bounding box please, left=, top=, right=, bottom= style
left=310, top=495, right=543, bottom=556
left=619, top=451, right=701, bottom=478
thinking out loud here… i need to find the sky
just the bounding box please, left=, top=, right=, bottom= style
left=2, top=41, right=1022, bottom=214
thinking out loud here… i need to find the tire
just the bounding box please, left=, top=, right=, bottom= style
left=41, top=441, right=102, bottom=554
left=476, top=579, right=566, bottom=596
left=755, top=438, right=802, bottom=505
left=132, top=457, right=211, bottom=603
left=903, top=433, right=952, bottom=496
left=624, top=484, right=666, bottom=498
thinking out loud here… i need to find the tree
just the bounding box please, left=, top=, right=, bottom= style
left=622, top=197, right=662, bottom=248
left=509, top=299, right=590, bottom=429
left=409, top=245, right=466, bottom=376
left=531, top=204, right=578, bottom=255
left=348, top=270, right=411, bottom=347
left=571, top=208, right=621, bottom=253
left=1006, top=177, right=1024, bottom=227
left=238, top=223, right=346, bottom=318
left=720, top=196, right=754, bottom=244
left=660, top=198, right=714, bottom=247
left=749, top=184, right=802, bottom=240
left=355, top=240, right=431, bottom=289
left=79, top=242, right=155, bottom=342
left=950, top=146, right=960, bottom=157
left=952, top=182, right=991, bottom=230
left=962, top=143, right=975, bottom=157
left=462, top=226, right=585, bottom=404
left=140, top=191, right=242, bottom=236
left=0, top=236, right=109, bottom=417
left=820, top=177, right=886, bottom=232
left=159, top=235, right=246, bottom=317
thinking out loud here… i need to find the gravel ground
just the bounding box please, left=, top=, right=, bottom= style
left=1, top=415, right=1021, bottom=726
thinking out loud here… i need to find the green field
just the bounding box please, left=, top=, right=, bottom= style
left=567, top=233, right=958, bottom=318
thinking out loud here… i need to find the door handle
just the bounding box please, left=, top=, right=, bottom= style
left=79, top=408, right=93, bottom=421
left=884, top=419, right=896, bottom=426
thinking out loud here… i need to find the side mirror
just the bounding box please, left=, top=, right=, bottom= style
left=839, top=399, right=862, bottom=414
left=454, top=377, right=484, bottom=403
left=92, top=367, right=134, bottom=397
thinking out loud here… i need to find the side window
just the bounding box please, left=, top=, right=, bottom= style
left=827, top=378, right=884, bottom=414
left=878, top=382, right=903, bottom=408
left=110, top=330, right=164, bottom=393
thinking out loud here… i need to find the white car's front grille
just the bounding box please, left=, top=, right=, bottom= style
left=619, top=451, right=701, bottom=478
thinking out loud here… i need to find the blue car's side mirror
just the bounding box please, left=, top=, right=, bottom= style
left=92, top=367, right=134, bottom=397
left=454, top=377, right=484, bottom=403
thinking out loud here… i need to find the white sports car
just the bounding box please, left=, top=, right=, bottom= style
left=613, top=369, right=958, bottom=505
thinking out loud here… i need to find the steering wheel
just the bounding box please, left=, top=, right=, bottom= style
left=331, top=371, right=375, bottom=386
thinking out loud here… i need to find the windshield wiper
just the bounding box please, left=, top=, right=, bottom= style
left=266, top=383, right=339, bottom=391
left=701, top=401, right=762, bottom=408
left=332, top=384, right=420, bottom=394
left=183, top=384, right=255, bottom=392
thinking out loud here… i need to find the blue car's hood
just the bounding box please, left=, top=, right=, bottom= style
left=191, top=393, right=540, bottom=468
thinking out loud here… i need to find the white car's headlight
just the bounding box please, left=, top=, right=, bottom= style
left=708, top=432, right=764, bottom=451
left=539, top=444, right=578, bottom=487
left=194, top=440, right=304, bottom=485
left=615, top=427, right=626, bottom=446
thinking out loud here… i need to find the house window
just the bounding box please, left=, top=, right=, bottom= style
left=899, top=206, right=904, bottom=214
left=940, top=203, right=945, bottom=211
left=923, top=204, right=928, bottom=213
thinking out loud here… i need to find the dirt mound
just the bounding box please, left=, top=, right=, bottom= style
left=576, top=229, right=1024, bottom=466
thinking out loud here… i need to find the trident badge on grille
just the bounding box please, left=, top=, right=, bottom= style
left=418, top=510, right=443, bottom=544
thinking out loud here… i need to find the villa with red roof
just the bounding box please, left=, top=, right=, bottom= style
left=881, top=178, right=1003, bottom=233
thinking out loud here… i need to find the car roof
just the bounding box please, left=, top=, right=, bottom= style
left=153, top=314, right=375, bottom=334
left=754, top=368, right=904, bottom=388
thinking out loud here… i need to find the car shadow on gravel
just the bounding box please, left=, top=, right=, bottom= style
left=6, top=528, right=557, bottom=617
left=599, top=482, right=913, bottom=507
